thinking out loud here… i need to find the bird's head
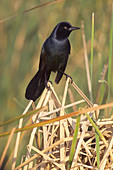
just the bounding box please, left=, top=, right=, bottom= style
left=51, top=22, right=80, bottom=40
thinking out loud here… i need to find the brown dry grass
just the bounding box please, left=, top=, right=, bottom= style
left=3, top=79, right=111, bottom=170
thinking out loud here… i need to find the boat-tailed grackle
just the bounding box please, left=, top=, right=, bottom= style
left=25, top=22, right=80, bottom=101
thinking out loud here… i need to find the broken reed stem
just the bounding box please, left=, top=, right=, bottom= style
left=23, top=89, right=50, bottom=170
left=60, top=77, right=70, bottom=169
left=81, top=20, right=93, bottom=102
left=12, top=100, right=33, bottom=170
left=11, top=79, right=113, bottom=170
left=39, top=100, right=85, bottom=118
left=71, top=81, right=93, bottom=107
left=0, top=128, right=16, bottom=169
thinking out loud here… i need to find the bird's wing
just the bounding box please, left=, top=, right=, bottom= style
left=39, top=46, right=47, bottom=71
left=55, top=54, right=69, bottom=84
left=25, top=44, right=51, bottom=101
left=55, top=39, right=70, bottom=84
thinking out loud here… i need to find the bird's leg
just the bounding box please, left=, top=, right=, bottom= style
left=45, top=81, right=53, bottom=90
left=65, top=73, right=73, bottom=84
left=59, top=70, right=73, bottom=84
left=44, top=73, right=52, bottom=90
left=45, top=75, right=50, bottom=90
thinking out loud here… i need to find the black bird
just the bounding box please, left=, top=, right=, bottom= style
left=25, top=22, right=80, bottom=101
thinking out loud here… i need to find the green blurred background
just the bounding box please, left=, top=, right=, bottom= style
left=0, top=0, right=113, bottom=168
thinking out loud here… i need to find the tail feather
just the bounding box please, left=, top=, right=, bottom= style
left=25, top=70, right=50, bottom=101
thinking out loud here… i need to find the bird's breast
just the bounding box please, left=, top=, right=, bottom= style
left=47, top=53, right=66, bottom=72
left=44, top=37, right=70, bottom=72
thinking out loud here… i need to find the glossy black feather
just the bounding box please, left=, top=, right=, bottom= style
left=25, top=22, right=80, bottom=101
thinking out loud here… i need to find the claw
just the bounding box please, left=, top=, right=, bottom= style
left=63, top=72, right=73, bottom=84
left=58, top=70, right=73, bottom=84
left=68, top=76, right=73, bottom=84
left=48, top=80, right=53, bottom=85
left=66, top=75, right=73, bottom=84
left=45, top=81, right=52, bottom=90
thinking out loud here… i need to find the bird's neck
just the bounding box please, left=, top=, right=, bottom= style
left=50, top=35, right=68, bottom=43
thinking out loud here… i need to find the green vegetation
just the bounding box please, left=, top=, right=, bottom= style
left=0, top=0, right=112, bottom=169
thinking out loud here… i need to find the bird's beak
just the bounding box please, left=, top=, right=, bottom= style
left=68, top=26, right=80, bottom=31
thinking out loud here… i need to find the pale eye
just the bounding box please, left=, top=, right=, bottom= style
left=64, top=26, right=68, bottom=30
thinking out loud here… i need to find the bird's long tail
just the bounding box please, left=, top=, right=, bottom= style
left=25, top=70, right=50, bottom=101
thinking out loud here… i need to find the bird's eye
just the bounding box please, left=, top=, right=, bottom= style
left=64, top=26, right=68, bottom=30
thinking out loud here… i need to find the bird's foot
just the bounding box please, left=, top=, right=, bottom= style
left=45, top=81, right=52, bottom=90
left=45, top=83, right=50, bottom=90
left=64, top=73, right=73, bottom=84
left=48, top=80, right=53, bottom=85
left=58, top=70, right=73, bottom=84
left=68, top=75, right=73, bottom=84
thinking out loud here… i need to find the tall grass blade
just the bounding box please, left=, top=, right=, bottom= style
left=85, top=113, right=106, bottom=145
left=90, top=12, right=95, bottom=102
left=0, top=102, right=113, bottom=137
left=0, top=0, right=64, bottom=24
left=0, top=106, right=47, bottom=127
left=67, top=114, right=81, bottom=170
left=95, top=129, right=100, bottom=170
left=108, top=4, right=113, bottom=104
left=98, top=80, right=109, bottom=118
left=95, top=61, right=108, bottom=104
left=81, top=21, right=93, bottom=101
